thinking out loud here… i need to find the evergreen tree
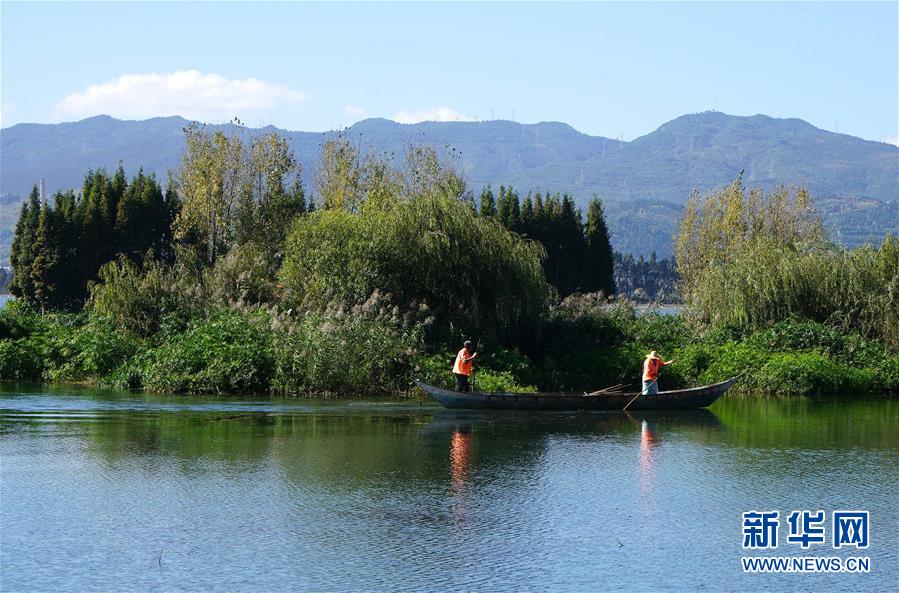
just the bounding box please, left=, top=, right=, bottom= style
left=479, top=186, right=496, bottom=217
left=585, top=196, right=615, bottom=295
left=78, top=171, right=108, bottom=283
left=520, top=195, right=534, bottom=235
left=30, top=205, right=63, bottom=311
left=498, top=186, right=521, bottom=230
left=8, top=187, right=41, bottom=300
left=533, top=193, right=545, bottom=226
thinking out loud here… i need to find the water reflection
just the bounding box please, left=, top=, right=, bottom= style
left=2, top=389, right=897, bottom=593
left=449, top=429, right=472, bottom=495
left=638, top=419, right=658, bottom=494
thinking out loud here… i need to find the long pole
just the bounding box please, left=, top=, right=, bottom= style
left=623, top=377, right=658, bottom=411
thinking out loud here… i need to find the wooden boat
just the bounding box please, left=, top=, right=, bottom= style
left=415, top=376, right=740, bottom=411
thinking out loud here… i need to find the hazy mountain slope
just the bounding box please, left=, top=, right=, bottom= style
left=1, top=112, right=896, bottom=259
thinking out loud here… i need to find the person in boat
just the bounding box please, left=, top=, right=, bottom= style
left=452, top=340, right=478, bottom=392
left=642, top=351, right=674, bottom=395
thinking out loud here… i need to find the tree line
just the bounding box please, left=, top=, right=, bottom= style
left=8, top=127, right=615, bottom=314
left=8, top=168, right=178, bottom=310
left=474, top=185, right=615, bottom=297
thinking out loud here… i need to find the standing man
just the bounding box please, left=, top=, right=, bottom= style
left=452, top=340, right=478, bottom=392
left=642, top=351, right=674, bottom=395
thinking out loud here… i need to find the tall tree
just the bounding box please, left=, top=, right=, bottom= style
left=479, top=186, right=497, bottom=217
left=520, top=195, right=534, bottom=235
left=8, top=187, right=41, bottom=300
left=498, top=186, right=521, bottom=230
left=30, top=205, right=63, bottom=311
left=175, top=124, right=248, bottom=265
left=584, top=196, right=615, bottom=295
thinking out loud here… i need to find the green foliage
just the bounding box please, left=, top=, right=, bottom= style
left=88, top=251, right=205, bottom=337
left=584, top=196, right=616, bottom=295
left=281, top=193, right=551, bottom=345
left=676, top=177, right=899, bottom=349
left=411, top=352, right=537, bottom=393
left=272, top=302, right=422, bottom=397
left=0, top=300, right=45, bottom=340
left=9, top=169, right=177, bottom=311
left=538, top=293, right=637, bottom=390
left=209, top=241, right=280, bottom=306
left=746, top=320, right=887, bottom=368
left=469, top=370, right=537, bottom=393
left=754, top=352, right=846, bottom=397
left=0, top=337, right=44, bottom=380
left=45, top=317, right=142, bottom=382
left=121, top=309, right=276, bottom=394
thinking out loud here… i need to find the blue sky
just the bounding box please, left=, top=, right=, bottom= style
left=2, top=1, right=897, bottom=143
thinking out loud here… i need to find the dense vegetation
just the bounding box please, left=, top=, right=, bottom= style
left=676, top=176, right=898, bottom=349
left=1, top=125, right=897, bottom=398
left=474, top=186, right=615, bottom=297
left=8, top=169, right=178, bottom=310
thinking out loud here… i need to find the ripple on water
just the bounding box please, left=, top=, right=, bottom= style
left=0, top=392, right=896, bottom=592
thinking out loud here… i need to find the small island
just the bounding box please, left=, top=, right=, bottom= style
left=1, top=126, right=896, bottom=399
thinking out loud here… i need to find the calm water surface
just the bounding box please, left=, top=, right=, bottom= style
left=1, top=384, right=896, bottom=592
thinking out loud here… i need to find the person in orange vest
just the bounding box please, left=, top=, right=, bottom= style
left=642, top=351, right=674, bottom=395
left=452, top=340, right=478, bottom=392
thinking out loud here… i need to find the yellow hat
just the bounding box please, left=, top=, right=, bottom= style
left=646, top=351, right=660, bottom=359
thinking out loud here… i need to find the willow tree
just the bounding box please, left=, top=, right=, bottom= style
left=283, top=148, right=550, bottom=345
left=674, top=175, right=898, bottom=347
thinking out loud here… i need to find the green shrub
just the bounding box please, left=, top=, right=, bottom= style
left=412, top=352, right=453, bottom=388
left=754, top=352, right=844, bottom=397
left=412, top=347, right=539, bottom=393
left=0, top=300, right=45, bottom=340
left=874, top=355, right=899, bottom=394
left=124, top=308, right=276, bottom=394
left=468, top=369, right=537, bottom=393
left=88, top=251, right=206, bottom=337
left=666, top=343, right=714, bottom=387
left=273, top=300, right=422, bottom=396
left=46, top=317, right=142, bottom=382
left=697, top=341, right=768, bottom=387
left=0, top=338, right=44, bottom=380
left=209, top=241, right=279, bottom=305
left=747, top=320, right=887, bottom=367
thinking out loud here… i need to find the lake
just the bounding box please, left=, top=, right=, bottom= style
left=1, top=385, right=896, bottom=592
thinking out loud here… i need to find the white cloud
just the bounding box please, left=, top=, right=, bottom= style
left=53, top=70, right=305, bottom=122
left=344, top=105, right=367, bottom=119
left=392, top=106, right=474, bottom=124
left=885, top=136, right=899, bottom=147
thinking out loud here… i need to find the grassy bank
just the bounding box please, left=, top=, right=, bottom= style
left=2, top=297, right=895, bottom=397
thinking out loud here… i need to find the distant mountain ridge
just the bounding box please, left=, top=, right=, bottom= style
left=1, top=112, right=897, bottom=260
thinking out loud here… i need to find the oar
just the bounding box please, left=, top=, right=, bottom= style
left=584, top=383, right=626, bottom=396
left=623, top=378, right=658, bottom=411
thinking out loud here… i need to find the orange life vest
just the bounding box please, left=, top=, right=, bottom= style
left=643, top=358, right=663, bottom=381
left=453, top=348, right=473, bottom=376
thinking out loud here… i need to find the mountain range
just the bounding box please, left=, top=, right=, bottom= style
left=1, top=111, right=897, bottom=262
